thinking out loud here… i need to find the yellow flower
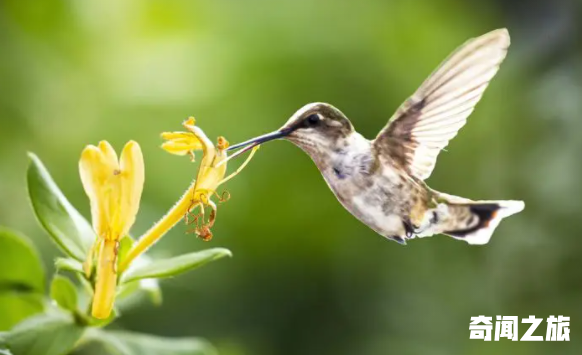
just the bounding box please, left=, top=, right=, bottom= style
left=79, top=141, right=144, bottom=319
left=119, top=117, right=258, bottom=271
left=161, top=117, right=229, bottom=202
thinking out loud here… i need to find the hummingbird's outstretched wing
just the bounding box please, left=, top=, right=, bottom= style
left=373, top=29, right=510, bottom=180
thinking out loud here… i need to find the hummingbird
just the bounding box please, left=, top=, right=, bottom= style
left=228, top=28, right=524, bottom=245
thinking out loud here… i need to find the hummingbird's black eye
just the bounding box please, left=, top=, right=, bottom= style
left=306, top=114, right=321, bottom=126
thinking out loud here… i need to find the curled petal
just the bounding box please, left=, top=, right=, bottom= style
left=182, top=120, right=214, bottom=157
left=161, top=131, right=196, bottom=141
left=161, top=140, right=202, bottom=156
left=161, top=130, right=204, bottom=156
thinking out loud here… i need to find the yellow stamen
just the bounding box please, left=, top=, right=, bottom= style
left=219, top=145, right=260, bottom=185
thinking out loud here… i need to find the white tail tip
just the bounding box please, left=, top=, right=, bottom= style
left=462, top=200, right=525, bottom=245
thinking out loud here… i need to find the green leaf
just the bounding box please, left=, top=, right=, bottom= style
left=55, top=258, right=84, bottom=275
left=5, top=313, right=84, bottom=355
left=50, top=275, right=78, bottom=312
left=27, top=153, right=95, bottom=261
left=138, top=279, right=162, bottom=306
left=85, top=328, right=217, bottom=355
left=115, top=280, right=139, bottom=301
left=120, top=248, right=232, bottom=284
left=0, top=228, right=44, bottom=293
left=116, top=278, right=162, bottom=311
left=0, top=228, right=45, bottom=331
left=0, top=294, right=45, bottom=332
left=117, top=253, right=162, bottom=305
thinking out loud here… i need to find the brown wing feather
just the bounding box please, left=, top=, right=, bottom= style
left=373, top=29, right=510, bottom=180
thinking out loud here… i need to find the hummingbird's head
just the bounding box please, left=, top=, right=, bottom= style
left=228, top=102, right=354, bottom=154
left=280, top=102, right=354, bottom=146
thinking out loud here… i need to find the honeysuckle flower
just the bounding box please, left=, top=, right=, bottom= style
left=80, top=118, right=258, bottom=320
left=161, top=117, right=229, bottom=203
left=79, top=141, right=144, bottom=319
left=119, top=117, right=258, bottom=271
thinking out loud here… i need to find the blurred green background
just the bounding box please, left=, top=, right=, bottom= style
left=0, top=0, right=580, bottom=354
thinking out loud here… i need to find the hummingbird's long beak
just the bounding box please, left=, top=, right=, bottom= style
left=227, top=129, right=289, bottom=151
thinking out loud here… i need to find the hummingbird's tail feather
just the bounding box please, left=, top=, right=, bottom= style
left=436, top=195, right=524, bottom=245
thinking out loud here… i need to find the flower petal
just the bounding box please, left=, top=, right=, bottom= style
left=161, top=131, right=198, bottom=142
left=194, top=151, right=227, bottom=196
left=114, top=141, right=144, bottom=238
left=161, top=140, right=203, bottom=156
left=98, top=141, right=119, bottom=171
left=161, top=130, right=205, bottom=157
left=181, top=121, right=218, bottom=185
left=98, top=141, right=122, bottom=239
left=79, top=145, right=111, bottom=237
left=182, top=121, right=214, bottom=156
